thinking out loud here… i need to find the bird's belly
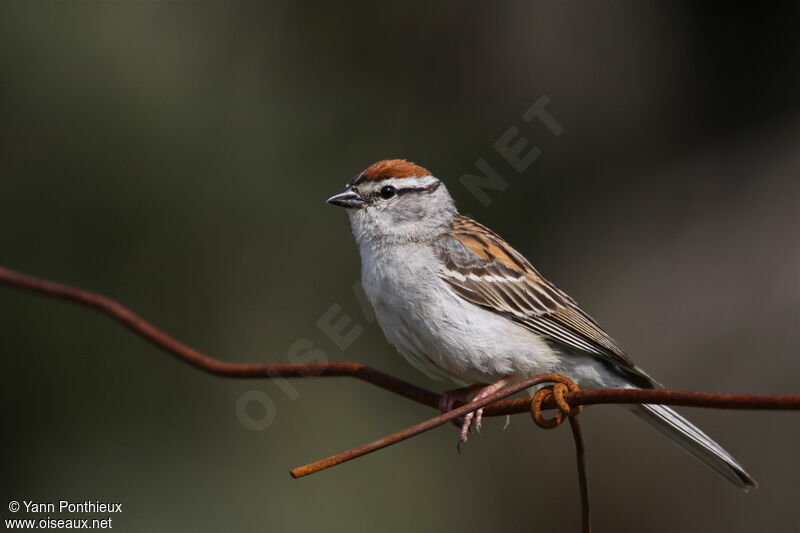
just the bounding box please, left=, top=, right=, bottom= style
left=365, top=268, right=560, bottom=385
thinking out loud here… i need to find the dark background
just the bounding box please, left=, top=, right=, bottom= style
left=2, top=3, right=799, bottom=532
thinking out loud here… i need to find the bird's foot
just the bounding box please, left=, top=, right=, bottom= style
left=455, top=377, right=515, bottom=452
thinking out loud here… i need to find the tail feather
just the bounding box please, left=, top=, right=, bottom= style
left=632, top=403, right=757, bottom=490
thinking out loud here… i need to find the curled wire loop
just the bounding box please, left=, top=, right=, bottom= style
left=530, top=374, right=583, bottom=429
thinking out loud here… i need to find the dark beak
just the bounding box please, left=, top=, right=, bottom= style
left=326, top=184, right=365, bottom=209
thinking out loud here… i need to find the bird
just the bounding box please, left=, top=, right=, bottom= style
left=326, top=158, right=756, bottom=489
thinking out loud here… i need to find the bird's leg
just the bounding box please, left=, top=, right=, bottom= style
left=458, top=377, right=515, bottom=450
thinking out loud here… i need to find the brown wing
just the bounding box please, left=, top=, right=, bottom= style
left=437, top=215, right=648, bottom=378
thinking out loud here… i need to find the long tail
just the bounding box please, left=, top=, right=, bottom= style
left=631, top=403, right=757, bottom=489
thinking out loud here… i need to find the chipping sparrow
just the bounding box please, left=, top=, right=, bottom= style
left=327, top=159, right=756, bottom=489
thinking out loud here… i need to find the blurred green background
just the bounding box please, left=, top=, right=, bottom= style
left=2, top=2, right=799, bottom=532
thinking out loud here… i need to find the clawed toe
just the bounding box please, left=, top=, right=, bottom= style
left=456, top=407, right=485, bottom=452
left=457, top=411, right=474, bottom=452
left=474, top=408, right=484, bottom=433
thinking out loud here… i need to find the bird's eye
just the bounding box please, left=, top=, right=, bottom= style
left=380, top=186, right=397, bottom=199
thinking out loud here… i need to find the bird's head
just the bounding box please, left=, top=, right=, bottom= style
left=327, top=159, right=456, bottom=245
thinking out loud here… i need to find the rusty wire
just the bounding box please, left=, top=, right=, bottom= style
left=3, top=266, right=797, bottom=415
left=530, top=373, right=583, bottom=429
left=3, top=265, right=800, bottom=533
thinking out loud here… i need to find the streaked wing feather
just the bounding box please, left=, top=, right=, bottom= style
left=437, top=215, right=636, bottom=370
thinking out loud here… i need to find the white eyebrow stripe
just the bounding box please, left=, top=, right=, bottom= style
left=368, top=175, right=438, bottom=190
